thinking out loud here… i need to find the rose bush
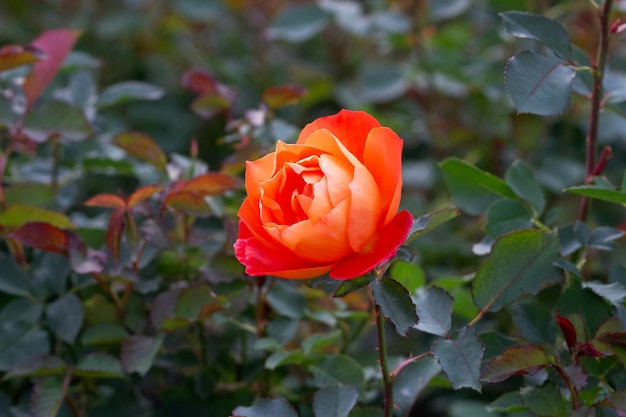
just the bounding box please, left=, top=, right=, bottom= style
left=234, top=109, right=413, bottom=280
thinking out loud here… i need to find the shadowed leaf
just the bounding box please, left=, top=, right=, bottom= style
left=121, top=334, right=164, bottom=376
left=432, top=326, right=484, bottom=391
left=75, top=352, right=124, bottom=378
left=30, top=377, right=66, bottom=417
left=406, top=207, right=461, bottom=243
left=97, top=81, right=164, bottom=109
left=0, top=323, right=49, bottom=371
left=370, top=278, right=418, bottom=337
left=393, top=357, right=441, bottom=414
left=312, top=385, right=358, bottom=417
left=414, top=286, right=453, bottom=337
left=46, top=293, right=84, bottom=344
left=232, top=398, right=298, bottom=417
left=501, top=12, right=571, bottom=59
left=3, top=355, right=66, bottom=380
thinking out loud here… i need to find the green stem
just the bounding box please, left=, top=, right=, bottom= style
left=579, top=0, right=613, bottom=222
left=375, top=304, right=394, bottom=417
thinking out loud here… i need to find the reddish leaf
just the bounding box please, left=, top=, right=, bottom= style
left=262, top=84, right=307, bottom=109
left=175, top=173, right=240, bottom=196
left=164, top=191, right=211, bottom=215
left=579, top=342, right=604, bottom=358
left=84, top=193, right=126, bottom=209
left=0, top=44, right=44, bottom=72
left=10, top=222, right=70, bottom=254
left=556, top=313, right=578, bottom=350
left=482, top=345, right=553, bottom=383
left=127, top=185, right=162, bottom=209
left=112, top=132, right=167, bottom=171
left=106, top=208, right=126, bottom=262
left=190, top=93, right=231, bottom=119
left=181, top=69, right=220, bottom=96
left=23, top=29, right=81, bottom=107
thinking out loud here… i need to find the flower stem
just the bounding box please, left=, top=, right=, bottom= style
left=579, top=0, right=613, bottom=222
left=375, top=303, right=394, bottom=417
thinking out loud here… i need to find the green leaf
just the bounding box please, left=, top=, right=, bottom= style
left=80, top=323, right=129, bottom=346
left=267, top=280, right=305, bottom=319
left=511, top=300, right=557, bottom=345
left=46, top=293, right=84, bottom=344
left=481, top=345, right=553, bottom=383
left=556, top=281, right=611, bottom=336
left=589, top=226, right=624, bottom=251
left=333, top=275, right=373, bottom=298
left=500, top=11, right=571, bottom=59
left=485, top=199, right=532, bottom=237
left=505, top=159, right=545, bottom=215
left=173, top=284, right=216, bottom=320
left=30, top=377, right=66, bottom=417
left=406, top=207, right=461, bottom=243
left=97, top=81, right=164, bottom=109
left=608, top=389, right=626, bottom=411
left=267, top=4, right=331, bottom=42
left=303, top=331, right=342, bottom=355
left=0, top=298, right=42, bottom=325
left=487, top=392, right=526, bottom=413
left=313, top=385, right=358, bottom=417
left=0, top=204, right=75, bottom=229
left=120, top=334, right=164, bottom=376
left=265, top=349, right=308, bottom=370
left=520, top=384, right=563, bottom=416
left=0, top=254, right=30, bottom=296
left=232, top=398, right=298, bottom=417
left=564, top=185, right=626, bottom=204
left=389, top=261, right=425, bottom=293
left=432, top=326, right=484, bottom=391
left=348, top=407, right=385, bottom=417
left=582, top=281, right=626, bottom=308
left=358, top=64, right=408, bottom=103
left=75, top=352, right=124, bottom=378
left=3, top=355, right=66, bottom=380
left=23, top=100, right=92, bottom=142
left=370, top=278, right=418, bottom=337
left=393, top=357, right=441, bottom=414
left=440, top=158, right=516, bottom=215
left=414, top=287, right=453, bottom=337
left=310, top=355, right=365, bottom=390
left=472, top=229, right=562, bottom=312
left=505, top=50, right=575, bottom=116
left=0, top=323, right=49, bottom=371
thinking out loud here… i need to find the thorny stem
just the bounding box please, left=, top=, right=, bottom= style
left=554, top=363, right=581, bottom=409
left=375, top=303, right=394, bottom=417
left=579, top=0, right=613, bottom=222
left=390, top=350, right=432, bottom=379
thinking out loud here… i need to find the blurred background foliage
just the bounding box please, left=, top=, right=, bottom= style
left=2, top=0, right=626, bottom=416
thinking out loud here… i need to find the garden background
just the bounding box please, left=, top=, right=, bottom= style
left=2, top=0, right=626, bottom=416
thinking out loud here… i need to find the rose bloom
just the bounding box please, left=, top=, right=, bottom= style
left=234, top=109, right=413, bottom=280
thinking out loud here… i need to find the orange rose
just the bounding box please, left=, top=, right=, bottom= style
left=234, top=110, right=413, bottom=280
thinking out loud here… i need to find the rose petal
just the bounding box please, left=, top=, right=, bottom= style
left=267, top=199, right=352, bottom=263
left=245, top=152, right=275, bottom=200
left=329, top=209, right=413, bottom=280
left=363, top=127, right=403, bottom=225
left=235, top=221, right=333, bottom=279
left=297, top=109, right=380, bottom=161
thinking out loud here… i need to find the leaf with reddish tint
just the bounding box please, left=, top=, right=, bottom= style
left=482, top=345, right=554, bottom=383
left=164, top=191, right=211, bottom=215
left=0, top=44, right=44, bottom=72
left=555, top=313, right=577, bottom=350
left=181, top=69, right=220, bottom=95
left=177, top=173, right=240, bottom=196
left=84, top=193, right=126, bottom=209
left=127, top=185, right=162, bottom=209
left=190, top=93, right=231, bottom=119
left=112, top=132, right=167, bottom=171
left=10, top=222, right=69, bottom=254
left=23, top=29, right=81, bottom=107
left=262, top=84, right=307, bottom=109
left=106, top=208, right=126, bottom=262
